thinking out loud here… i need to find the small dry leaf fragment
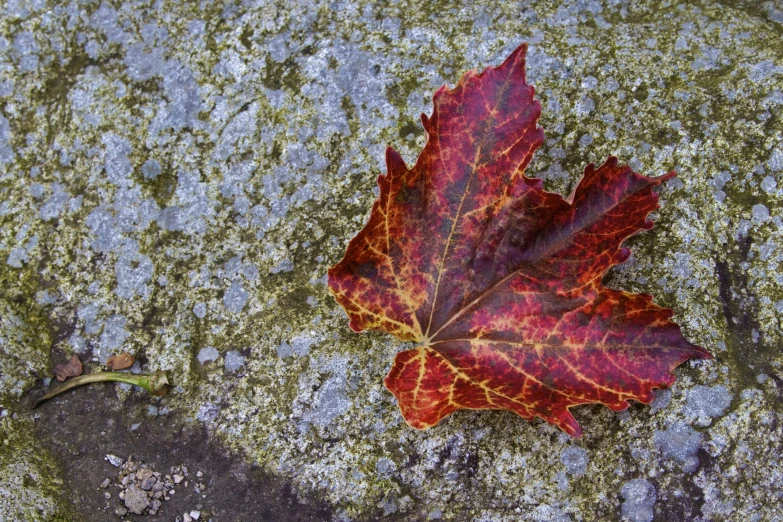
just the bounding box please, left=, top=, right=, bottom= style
left=54, top=355, right=83, bottom=382
left=107, top=352, right=135, bottom=370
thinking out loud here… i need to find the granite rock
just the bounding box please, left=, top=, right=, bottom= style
left=1, top=0, right=782, bottom=520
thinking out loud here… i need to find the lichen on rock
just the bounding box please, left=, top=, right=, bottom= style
left=1, top=0, right=782, bottom=520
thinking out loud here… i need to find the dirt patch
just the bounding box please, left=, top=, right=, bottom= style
left=30, top=383, right=333, bottom=521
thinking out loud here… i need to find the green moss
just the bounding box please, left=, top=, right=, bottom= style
left=0, top=252, right=53, bottom=402
left=0, top=416, right=75, bottom=521
left=261, top=56, right=306, bottom=92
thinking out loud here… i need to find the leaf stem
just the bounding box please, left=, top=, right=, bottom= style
left=34, top=370, right=169, bottom=408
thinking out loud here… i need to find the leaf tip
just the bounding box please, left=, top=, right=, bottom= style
left=554, top=409, right=583, bottom=438
left=385, top=146, right=407, bottom=174
left=504, top=42, right=529, bottom=68
left=420, top=112, right=430, bottom=131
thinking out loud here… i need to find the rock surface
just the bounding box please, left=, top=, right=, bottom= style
left=1, top=0, right=782, bottom=520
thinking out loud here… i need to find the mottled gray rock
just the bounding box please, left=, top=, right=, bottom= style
left=224, top=350, right=245, bottom=372
left=654, top=422, right=703, bottom=473
left=123, top=484, right=149, bottom=515
left=560, top=446, right=588, bottom=477
left=197, top=346, right=219, bottom=365
left=621, top=479, right=657, bottom=522
left=1, top=0, right=782, bottom=520
left=684, top=385, right=732, bottom=425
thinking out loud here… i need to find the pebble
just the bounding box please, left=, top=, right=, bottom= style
left=124, top=485, right=150, bottom=515
left=105, top=454, right=123, bottom=467
left=102, top=456, right=208, bottom=517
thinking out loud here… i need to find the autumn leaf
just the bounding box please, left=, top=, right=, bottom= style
left=54, top=355, right=83, bottom=382
left=106, top=352, right=135, bottom=371
left=327, top=43, right=711, bottom=437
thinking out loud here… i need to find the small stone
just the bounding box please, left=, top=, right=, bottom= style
left=196, top=471, right=203, bottom=478
left=104, top=491, right=111, bottom=500
left=184, top=514, right=193, bottom=522
left=124, top=485, right=150, bottom=515
left=100, top=478, right=111, bottom=489
left=182, top=466, right=188, bottom=475
left=152, top=481, right=164, bottom=492
left=149, top=499, right=162, bottom=515
left=173, top=474, right=184, bottom=484
left=136, top=468, right=153, bottom=481
left=114, top=506, right=127, bottom=516
left=190, top=510, right=201, bottom=519
left=140, top=476, right=157, bottom=491
left=153, top=491, right=163, bottom=499
left=105, top=454, right=123, bottom=467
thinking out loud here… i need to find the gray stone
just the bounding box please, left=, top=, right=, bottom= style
left=123, top=485, right=149, bottom=515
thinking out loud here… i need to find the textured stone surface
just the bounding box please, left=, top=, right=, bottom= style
left=1, top=0, right=782, bottom=520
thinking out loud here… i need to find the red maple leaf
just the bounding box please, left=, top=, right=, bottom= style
left=328, top=44, right=711, bottom=437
